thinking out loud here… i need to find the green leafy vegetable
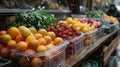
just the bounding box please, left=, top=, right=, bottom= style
left=86, top=10, right=105, bottom=18
left=14, top=10, right=56, bottom=30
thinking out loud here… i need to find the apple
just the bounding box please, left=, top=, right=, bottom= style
left=75, top=31, right=81, bottom=36
left=67, top=36, right=73, bottom=40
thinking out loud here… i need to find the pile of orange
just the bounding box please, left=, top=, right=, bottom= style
left=0, top=26, right=63, bottom=53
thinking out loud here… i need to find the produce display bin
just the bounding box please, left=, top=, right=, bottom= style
left=0, top=58, right=11, bottom=67
left=0, top=41, right=69, bottom=67
left=84, top=30, right=98, bottom=46
left=66, top=35, right=84, bottom=57
left=97, top=28, right=105, bottom=39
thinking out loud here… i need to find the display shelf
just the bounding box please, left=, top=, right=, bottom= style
left=104, top=35, right=119, bottom=66
left=65, top=29, right=119, bottom=67
left=0, top=9, right=71, bottom=15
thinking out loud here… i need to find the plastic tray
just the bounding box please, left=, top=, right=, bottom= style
left=0, top=58, right=11, bottom=67
left=0, top=41, right=69, bottom=67
left=84, top=29, right=98, bottom=46
left=97, top=28, right=105, bottom=39
left=66, top=34, right=84, bottom=57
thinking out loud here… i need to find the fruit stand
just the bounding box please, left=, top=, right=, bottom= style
left=0, top=7, right=120, bottom=67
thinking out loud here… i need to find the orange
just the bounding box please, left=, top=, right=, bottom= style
left=7, top=27, right=20, bottom=39
left=34, top=33, right=43, bottom=40
left=38, top=38, right=47, bottom=45
left=31, top=57, right=42, bottom=67
left=50, top=41, right=54, bottom=44
left=45, top=44, right=55, bottom=50
left=38, top=29, right=47, bottom=36
left=54, top=37, right=63, bottom=45
left=15, top=34, right=25, bottom=42
left=25, top=49, right=36, bottom=55
left=44, top=36, right=52, bottom=44
left=7, top=40, right=16, bottom=49
left=16, top=41, right=28, bottom=51
left=27, top=39, right=40, bottom=50
left=29, top=27, right=37, bottom=34
left=19, top=57, right=29, bottom=67
left=0, top=47, right=9, bottom=57
left=47, top=32, right=56, bottom=40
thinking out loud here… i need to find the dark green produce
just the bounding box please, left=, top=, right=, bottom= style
left=14, top=10, right=56, bottom=30
left=86, top=10, right=105, bottom=18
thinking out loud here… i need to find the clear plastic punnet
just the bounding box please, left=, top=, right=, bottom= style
left=97, top=27, right=105, bottom=39
left=84, top=29, right=98, bottom=46
left=1, top=41, right=69, bottom=67
left=66, top=34, right=84, bottom=57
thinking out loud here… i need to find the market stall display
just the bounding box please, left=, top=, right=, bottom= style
left=0, top=9, right=119, bottom=67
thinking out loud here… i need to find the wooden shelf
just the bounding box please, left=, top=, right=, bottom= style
left=104, top=35, right=119, bottom=66
left=65, top=29, right=119, bottom=67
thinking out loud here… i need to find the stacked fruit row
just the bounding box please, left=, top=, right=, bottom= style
left=47, top=17, right=102, bottom=57
left=0, top=17, right=103, bottom=67
left=102, top=14, right=119, bottom=24
left=0, top=26, right=69, bottom=67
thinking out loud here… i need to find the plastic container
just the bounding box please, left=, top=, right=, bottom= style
left=84, top=29, right=98, bottom=46
left=97, top=28, right=105, bottom=39
left=66, top=34, right=84, bottom=57
left=5, top=41, right=69, bottom=67
left=116, top=44, right=120, bottom=58
left=0, top=58, right=11, bottom=67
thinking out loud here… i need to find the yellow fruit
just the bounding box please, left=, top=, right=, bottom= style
left=73, top=18, right=78, bottom=21
left=76, top=27, right=81, bottom=31
left=34, top=33, right=43, bottom=40
left=68, top=24, right=72, bottom=27
left=82, top=28, right=89, bottom=33
left=29, top=27, right=37, bottom=34
left=0, top=34, right=12, bottom=44
left=38, top=29, right=47, bottom=36
left=25, top=35, right=36, bottom=43
left=66, top=17, right=73, bottom=24
left=7, top=27, right=20, bottom=39
left=45, top=44, right=55, bottom=50
left=18, top=26, right=26, bottom=30
left=44, top=36, right=52, bottom=44
left=47, top=32, right=56, bottom=40
left=18, top=26, right=33, bottom=37
left=54, top=37, right=63, bottom=45
left=36, top=45, right=47, bottom=53
left=73, top=24, right=80, bottom=27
